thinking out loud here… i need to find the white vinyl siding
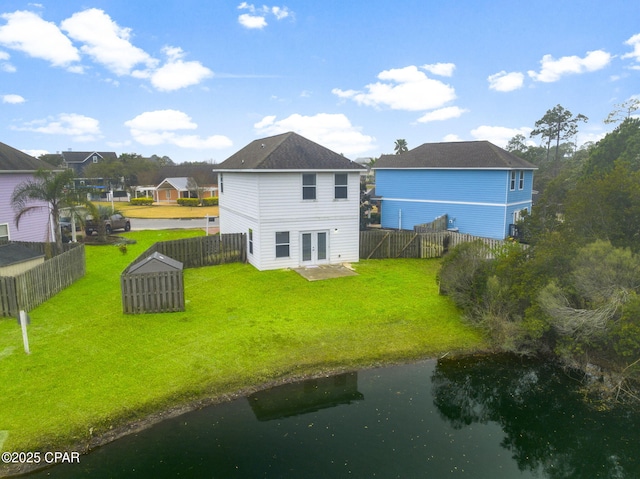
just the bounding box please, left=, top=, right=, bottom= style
left=219, top=170, right=361, bottom=270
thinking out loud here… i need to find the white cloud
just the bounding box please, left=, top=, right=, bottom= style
left=0, top=50, right=16, bottom=72
left=124, top=110, right=232, bottom=149
left=238, top=13, right=267, bottom=29
left=422, top=62, right=455, bottom=77
left=528, top=50, right=611, bottom=82
left=23, top=149, right=48, bottom=158
left=254, top=112, right=376, bottom=156
left=150, top=46, right=213, bottom=91
left=332, top=65, right=456, bottom=112
left=61, top=8, right=156, bottom=76
left=2, top=94, right=25, bottom=103
left=488, top=71, right=524, bottom=92
left=237, top=3, right=292, bottom=29
left=470, top=125, right=532, bottom=148
left=12, top=113, right=101, bottom=142
left=622, top=33, right=640, bottom=66
left=417, top=106, right=468, bottom=123
left=443, top=134, right=463, bottom=142
left=0, top=10, right=80, bottom=70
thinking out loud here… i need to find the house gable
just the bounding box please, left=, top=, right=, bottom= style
left=61, top=151, right=117, bottom=176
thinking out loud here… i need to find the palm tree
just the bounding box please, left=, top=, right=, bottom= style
left=394, top=139, right=408, bottom=154
left=11, top=169, right=94, bottom=254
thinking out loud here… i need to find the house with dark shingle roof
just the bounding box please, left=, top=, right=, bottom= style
left=0, top=141, right=57, bottom=243
left=61, top=150, right=117, bottom=176
left=214, top=132, right=365, bottom=271
left=374, top=141, right=537, bottom=239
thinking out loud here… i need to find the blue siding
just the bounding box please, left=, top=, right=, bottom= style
left=376, top=168, right=535, bottom=239
left=376, top=169, right=508, bottom=203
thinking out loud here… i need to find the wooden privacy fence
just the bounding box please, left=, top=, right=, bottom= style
left=0, top=243, right=85, bottom=317
left=132, top=233, right=246, bottom=269
left=360, top=230, right=518, bottom=260
left=121, top=233, right=246, bottom=314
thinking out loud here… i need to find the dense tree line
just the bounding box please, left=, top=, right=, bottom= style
left=439, top=110, right=640, bottom=403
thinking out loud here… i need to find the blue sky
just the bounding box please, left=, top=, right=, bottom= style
left=1, top=1, right=639, bottom=163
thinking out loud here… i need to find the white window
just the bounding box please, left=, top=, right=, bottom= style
left=92, top=155, right=98, bottom=163
left=0, top=224, right=8, bottom=243
left=510, top=171, right=516, bottom=191
left=248, top=229, right=253, bottom=255
left=220, top=173, right=224, bottom=193
left=302, top=174, right=316, bottom=200
left=335, top=173, right=348, bottom=199
left=519, top=171, right=525, bottom=190
left=275, top=231, right=290, bottom=258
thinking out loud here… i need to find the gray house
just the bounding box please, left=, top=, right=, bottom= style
left=62, top=151, right=117, bottom=176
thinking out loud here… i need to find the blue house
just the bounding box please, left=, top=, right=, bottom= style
left=373, top=141, right=537, bottom=239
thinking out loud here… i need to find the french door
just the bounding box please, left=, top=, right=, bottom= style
left=300, top=231, right=328, bottom=265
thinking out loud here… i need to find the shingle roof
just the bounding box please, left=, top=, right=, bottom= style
left=0, top=141, right=55, bottom=172
left=215, top=132, right=365, bottom=171
left=375, top=141, right=537, bottom=170
left=0, top=243, right=45, bottom=267
left=61, top=151, right=117, bottom=164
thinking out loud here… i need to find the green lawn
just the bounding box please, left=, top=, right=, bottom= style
left=0, top=230, right=486, bottom=454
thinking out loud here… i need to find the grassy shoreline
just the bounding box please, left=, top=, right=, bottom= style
left=0, top=229, right=486, bottom=475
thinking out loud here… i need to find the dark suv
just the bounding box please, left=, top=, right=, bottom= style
left=85, top=213, right=131, bottom=235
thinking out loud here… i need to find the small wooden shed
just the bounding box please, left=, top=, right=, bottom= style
left=121, top=252, right=184, bottom=314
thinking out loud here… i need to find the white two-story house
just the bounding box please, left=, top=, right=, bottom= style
left=214, top=132, right=365, bottom=271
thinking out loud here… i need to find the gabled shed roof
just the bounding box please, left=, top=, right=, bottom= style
left=215, top=132, right=365, bottom=171
left=0, top=142, right=55, bottom=173
left=128, top=252, right=183, bottom=274
left=375, top=141, right=537, bottom=170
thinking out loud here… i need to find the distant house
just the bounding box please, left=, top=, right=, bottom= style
left=374, top=141, right=537, bottom=239
left=214, top=132, right=365, bottom=271
left=0, top=141, right=57, bottom=243
left=154, top=177, right=218, bottom=203
left=61, top=151, right=117, bottom=176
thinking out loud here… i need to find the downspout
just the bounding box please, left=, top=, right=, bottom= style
left=399, top=209, right=402, bottom=230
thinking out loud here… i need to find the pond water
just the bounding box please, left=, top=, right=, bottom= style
left=25, top=355, right=640, bottom=478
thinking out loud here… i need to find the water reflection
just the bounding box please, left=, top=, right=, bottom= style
left=432, top=354, right=640, bottom=478
left=248, top=372, right=364, bottom=421
left=21, top=356, right=640, bottom=478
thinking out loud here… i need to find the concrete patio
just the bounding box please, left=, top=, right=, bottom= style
left=293, top=264, right=358, bottom=281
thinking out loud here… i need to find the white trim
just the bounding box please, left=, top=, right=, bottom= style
left=214, top=168, right=364, bottom=173
left=373, top=166, right=538, bottom=171
left=381, top=197, right=532, bottom=208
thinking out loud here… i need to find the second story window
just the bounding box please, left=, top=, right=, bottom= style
left=510, top=171, right=516, bottom=191
left=519, top=171, right=525, bottom=190
left=302, top=174, right=316, bottom=200
left=335, top=173, right=348, bottom=199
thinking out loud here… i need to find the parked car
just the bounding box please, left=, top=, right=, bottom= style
left=85, top=213, right=131, bottom=235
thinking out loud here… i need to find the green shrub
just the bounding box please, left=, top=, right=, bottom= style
left=201, top=196, right=219, bottom=206
left=130, top=197, right=154, bottom=206
left=177, top=198, right=200, bottom=207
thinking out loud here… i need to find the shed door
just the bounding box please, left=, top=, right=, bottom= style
left=301, top=231, right=328, bottom=265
